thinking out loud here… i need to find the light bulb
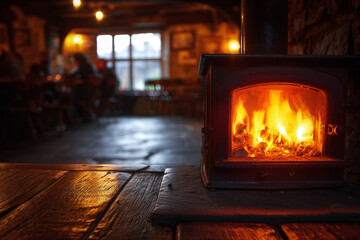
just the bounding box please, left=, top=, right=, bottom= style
left=228, top=40, right=240, bottom=53
left=74, top=36, right=81, bottom=44
left=73, top=0, right=81, bottom=8
left=95, top=11, right=104, bottom=21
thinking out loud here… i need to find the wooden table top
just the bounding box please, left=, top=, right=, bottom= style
left=0, top=163, right=359, bottom=240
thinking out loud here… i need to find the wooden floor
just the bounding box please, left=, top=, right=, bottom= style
left=0, top=163, right=359, bottom=240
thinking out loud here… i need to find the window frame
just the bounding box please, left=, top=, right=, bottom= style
left=96, top=31, right=163, bottom=91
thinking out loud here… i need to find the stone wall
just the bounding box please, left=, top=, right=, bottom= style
left=289, top=0, right=360, bottom=184
left=346, top=63, right=360, bottom=185
left=288, top=0, right=360, bottom=55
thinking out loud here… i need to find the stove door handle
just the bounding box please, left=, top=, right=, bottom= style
left=327, top=124, right=343, bottom=136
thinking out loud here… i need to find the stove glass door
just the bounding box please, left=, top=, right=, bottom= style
left=231, top=83, right=327, bottom=160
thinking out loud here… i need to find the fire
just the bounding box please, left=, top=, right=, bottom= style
left=232, top=87, right=324, bottom=158
left=297, top=126, right=305, bottom=142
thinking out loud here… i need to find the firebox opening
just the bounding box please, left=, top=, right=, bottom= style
left=231, top=83, right=328, bottom=161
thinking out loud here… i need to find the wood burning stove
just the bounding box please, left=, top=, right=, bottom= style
left=199, top=54, right=359, bottom=189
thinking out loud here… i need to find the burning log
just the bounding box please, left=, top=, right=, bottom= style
left=235, top=123, right=247, bottom=135
left=233, top=148, right=248, bottom=157
left=259, top=127, right=271, bottom=142
left=233, top=122, right=321, bottom=158
left=293, top=144, right=321, bottom=157
left=250, top=142, right=268, bottom=157
left=233, top=130, right=321, bottom=158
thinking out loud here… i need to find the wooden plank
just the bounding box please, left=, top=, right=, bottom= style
left=177, top=222, right=283, bottom=240
left=142, top=165, right=194, bottom=173
left=281, top=223, right=360, bottom=240
left=88, top=172, right=173, bottom=240
left=141, top=165, right=171, bottom=173
left=0, top=171, right=131, bottom=239
left=0, top=162, right=148, bottom=172
left=153, top=167, right=360, bottom=226
left=0, top=169, right=66, bottom=217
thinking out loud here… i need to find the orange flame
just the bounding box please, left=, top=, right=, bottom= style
left=232, top=86, right=325, bottom=158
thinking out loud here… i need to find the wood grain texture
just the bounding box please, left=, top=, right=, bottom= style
left=141, top=165, right=171, bottom=173
left=0, top=162, right=148, bottom=172
left=88, top=172, right=172, bottom=240
left=153, top=167, right=360, bottom=226
left=281, top=223, right=360, bottom=240
left=177, top=222, right=283, bottom=240
left=0, top=169, right=66, bottom=216
left=142, top=165, right=194, bottom=173
left=0, top=171, right=131, bottom=239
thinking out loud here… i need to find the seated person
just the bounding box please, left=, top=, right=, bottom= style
left=95, top=59, right=119, bottom=99
left=68, top=53, right=100, bottom=120
left=69, top=53, right=99, bottom=101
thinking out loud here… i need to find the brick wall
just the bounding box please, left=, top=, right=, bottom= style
left=288, top=0, right=360, bottom=55
left=289, top=0, right=360, bottom=184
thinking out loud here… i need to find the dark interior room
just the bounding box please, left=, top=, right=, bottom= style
left=0, top=0, right=360, bottom=239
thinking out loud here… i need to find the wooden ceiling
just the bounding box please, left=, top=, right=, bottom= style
left=3, top=0, right=241, bottom=31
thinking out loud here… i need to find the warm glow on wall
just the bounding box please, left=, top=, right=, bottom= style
left=228, top=40, right=240, bottom=53
left=63, top=33, right=87, bottom=54
left=95, top=11, right=104, bottom=21
left=73, top=0, right=81, bottom=8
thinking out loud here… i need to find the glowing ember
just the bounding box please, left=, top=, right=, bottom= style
left=232, top=86, right=325, bottom=158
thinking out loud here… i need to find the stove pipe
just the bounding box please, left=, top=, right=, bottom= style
left=241, top=0, right=288, bottom=54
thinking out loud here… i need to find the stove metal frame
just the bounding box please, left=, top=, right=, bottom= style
left=199, top=54, right=359, bottom=189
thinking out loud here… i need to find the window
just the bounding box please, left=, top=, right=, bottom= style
left=96, top=33, right=161, bottom=91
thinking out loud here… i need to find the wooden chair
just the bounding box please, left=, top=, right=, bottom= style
left=1, top=80, right=45, bottom=144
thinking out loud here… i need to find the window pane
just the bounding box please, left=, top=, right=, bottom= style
left=114, top=34, right=130, bottom=59
left=132, top=60, right=161, bottom=90
left=115, top=61, right=130, bottom=90
left=106, top=61, right=113, bottom=68
left=96, top=35, right=113, bottom=60
left=131, top=33, right=161, bottom=59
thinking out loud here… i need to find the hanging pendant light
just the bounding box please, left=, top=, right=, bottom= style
left=73, top=0, right=81, bottom=8
left=95, top=10, right=104, bottom=21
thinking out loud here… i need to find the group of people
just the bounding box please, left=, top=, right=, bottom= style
left=1, top=49, right=119, bottom=101
left=0, top=49, right=120, bottom=146
left=66, top=53, right=119, bottom=120
left=69, top=53, right=118, bottom=101
left=1, top=49, right=119, bottom=120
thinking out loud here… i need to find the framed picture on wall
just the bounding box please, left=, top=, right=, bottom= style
left=178, top=50, right=197, bottom=64
left=14, top=29, right=31, bottom=47
left=171, top=31, right=195, bottom=50
left=201, top=37, right=223, bottom=54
